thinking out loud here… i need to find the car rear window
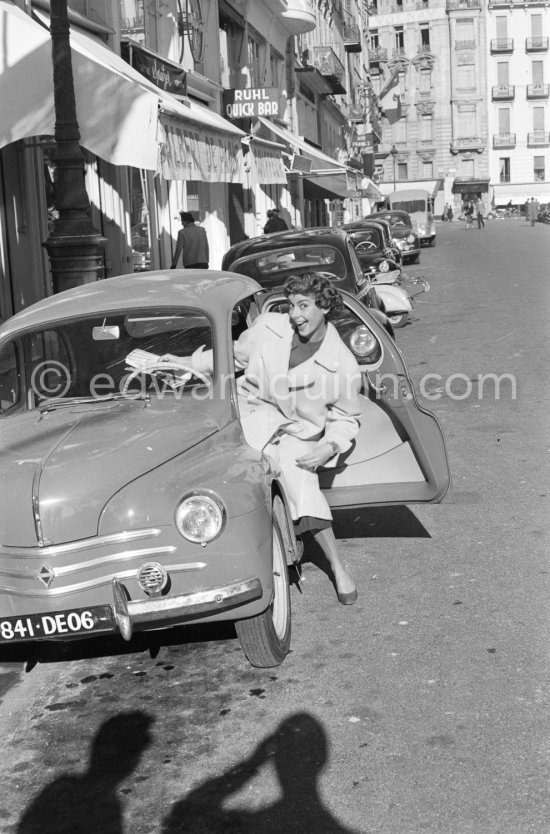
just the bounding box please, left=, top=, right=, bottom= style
left=231, top=245, right=347, bottom=287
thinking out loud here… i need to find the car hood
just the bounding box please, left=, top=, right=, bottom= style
left=0, top=400, right=220, bottom=547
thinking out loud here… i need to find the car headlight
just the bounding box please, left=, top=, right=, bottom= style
left=406, top=234, right=415, bottom=243
left=175, top=491, right=226, bottom=543
left=379, top=259, right=390, bottom=272
left=349, top=326, right=381, bottom=363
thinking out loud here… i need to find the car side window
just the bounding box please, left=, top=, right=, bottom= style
left=0, top=341, right=21, bottom=414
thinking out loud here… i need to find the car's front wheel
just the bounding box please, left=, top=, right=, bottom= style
left=386, top=311, right=409, bottom=328
left=235, top=496, right=291, bottom=667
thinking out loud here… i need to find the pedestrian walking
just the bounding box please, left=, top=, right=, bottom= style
left=463, top=201, right=474, bottom=230
left=475, top=200, right=485, bottom=229
left=527, top=197, right=540, bottom=227
left=446, top=203, right=454, bottom=222
left=170, top=211, right=209, bottom=269
left=263, top=208, right=289, bottom=234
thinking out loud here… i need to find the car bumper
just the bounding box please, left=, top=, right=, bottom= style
left=112, top=576, right=263, bottom=640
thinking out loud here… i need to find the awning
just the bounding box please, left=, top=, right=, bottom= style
left=492, top=181, right=550, bottom=204
left=0, top=1, right=248, bottom=181
left=255, top=115, right=358, bottom=197
left=452, top=179, right=490, bottom=195
left=360, top=177, right=384, bottom=200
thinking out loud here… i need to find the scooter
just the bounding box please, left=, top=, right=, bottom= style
left=363, top=265, right=430, bottom=329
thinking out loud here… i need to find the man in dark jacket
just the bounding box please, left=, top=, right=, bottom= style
left=170, top=212, right=209, bottom=268
left=263, top=208, right=289, bottom=234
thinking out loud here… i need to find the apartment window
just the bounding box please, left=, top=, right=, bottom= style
left=534, top=155, right=545, bottom=180
left=499, top=157, right=510, bottom=182
left=398, top=71, right=407, bottom=94
left=461, top=158, right=474, bottom=177
left=270, top=50, right=283, bottom=87
left=422, top=160, right=433, bottom=178
left=247, top=37, right=264, bottom=86
left=497, top=62, right=509, bottom=85
left=394, top=27, right=404, bottom=50
left=119, top=0, right=144, bottom=37
left=371, top=71, right=382, bottom=95
left=532, top=60, right=544, bottom=83
left=457, top=104, right=476, bottom=136
left=394, top=117, right=407, bottom=143
left=533, top=106, right=545, bottom=130
left=419, top=68, right=431, bottom=93
left=370, top=29, right=379, bottom=49
left=531, top=14, right=543, bottom=38
left=397, top=162, right=408, bottom=180
left=456, top=64, right=475, bottom=89
left=495, top=16, right=508, bottom=39
left=420, top=25, right=430, bottom=47
left=420, top=114, right=433, bottom=140
left=456, top=18, right=475, bottom=44
left=498, top=108, right=511, bottom=133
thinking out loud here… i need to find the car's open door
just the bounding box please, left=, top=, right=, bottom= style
left=259, top=291, right=450, bottom=510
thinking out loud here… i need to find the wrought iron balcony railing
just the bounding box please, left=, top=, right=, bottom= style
left=492, top=84, right=515, bottom=99
left=493, top=133, right=516, bottom=147
left=368, top=46, right=388, bottom=62
left=312, top=46, right=346, bottom=94
left=455, top=40, right=477, bottom=49
left=342, top=9, right=362, bottom=52
left=490, top=38, right=513, bottom=52
left=526, top=37, right=549, bottom=51
left=527, top=130, right=550, bottom=144
left=446, top=0, right=481, bottom=9
left=527, top=82, right=549, bottom=98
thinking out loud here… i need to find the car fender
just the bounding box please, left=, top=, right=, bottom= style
left=375, top=285, right=413, bottom=315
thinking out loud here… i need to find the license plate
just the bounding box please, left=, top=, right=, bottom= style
left=0, top=605, right=114, bottom=643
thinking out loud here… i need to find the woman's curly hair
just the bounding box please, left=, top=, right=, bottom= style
left=282, top=272, right=343, bottom=317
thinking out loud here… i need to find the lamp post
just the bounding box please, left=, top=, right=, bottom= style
left=42, top=0, right=106, bottom=294
left=389, top=144, right=398, bottom=192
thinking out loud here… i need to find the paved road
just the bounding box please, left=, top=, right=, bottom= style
left=1, top=219, right=549, bottom=834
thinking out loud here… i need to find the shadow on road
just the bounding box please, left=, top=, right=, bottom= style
left=16, top=711, right=153, bottom=834
left=333, top=504, right=431, bottom=539
left=161, top=711, right=361, bottom=834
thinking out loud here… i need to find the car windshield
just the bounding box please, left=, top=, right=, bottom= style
left=0, top=308, right=213, bottom=414
left=349, top=229, right=382, bottom=249
left=378, top=214, right=412, bottom=229
left=231, top=245, right=347, bottom=287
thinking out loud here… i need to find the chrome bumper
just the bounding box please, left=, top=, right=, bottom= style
left=112, top=576, right=263, bottom=641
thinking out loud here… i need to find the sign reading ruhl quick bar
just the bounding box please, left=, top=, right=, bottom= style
left=223, top=87, right=282, bottom=119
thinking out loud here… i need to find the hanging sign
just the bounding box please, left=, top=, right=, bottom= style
left=223, top=87, right=282, bottom=120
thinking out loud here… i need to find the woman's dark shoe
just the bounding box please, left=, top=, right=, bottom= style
left=337, top=587, right=358, bottom=605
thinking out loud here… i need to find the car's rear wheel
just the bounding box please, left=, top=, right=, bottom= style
left=235, top=496, right=291, bottom=667
left=386, top=311, right=409, bottom=328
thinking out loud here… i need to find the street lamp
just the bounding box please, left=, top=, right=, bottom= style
left=389, top=144, right=398, bottom=192
left=43, top=0, right=106, bottom=294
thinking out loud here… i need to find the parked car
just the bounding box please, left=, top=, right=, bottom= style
left=222, top=226, right=391, bottom=332
left=341, top=220, right=401, bottom=279
left=365, top=211, right=421, bottom=264
left=0, top=271, right=450, bottom=667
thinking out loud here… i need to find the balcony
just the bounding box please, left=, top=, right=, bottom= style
left=490, top=38, right=514, bottom=52
left=528, top=130, right=550, bottom=145
left=450, top=136, right=485, bottom=153
left=368, top=46, right=388, bottom=63
left=311, top=46, right=346, bottom=94
left=392, top=48, right=407, bottom=58
left=527, top=82, right=549, bottom=98
left=493, top=133, right=516, bottom=148
left=281, top=1, right=316, bottom=36
left=343, top=10, right=362, bottom=52
left=526, top=37, right=549, bottom=51
left=447, top=0, right=481, bottom=9
left=455, top=40, right=476, bottom=50
left=492, top=84, right=515, bottom=100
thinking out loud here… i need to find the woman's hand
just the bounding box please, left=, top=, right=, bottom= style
left=296, top=442, right=338, bottom=472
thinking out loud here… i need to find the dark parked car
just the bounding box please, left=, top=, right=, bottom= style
left=222, top=226, right=388, bottom=328
left=0, top=271, right=450, bottom=667
left=341, top=220, right=401, bottom=280
left=365, top=211, right=421, bottom=264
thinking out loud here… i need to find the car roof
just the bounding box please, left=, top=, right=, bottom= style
left=0, top=271, right=261, bottom=336
left=342, top=220, right=386, bottom=231
left=222, top=227, right=348, bottom=267
left=369, top=210, right=409, bottom=218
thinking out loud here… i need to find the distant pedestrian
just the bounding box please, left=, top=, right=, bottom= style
left=170, top=211, right=209, bottom=269
left=527, top=197, right=540, bottom=227
left=463, top=201, right=474, bottom=230
left=446, top=204, right=453, bottom=222
left=475, top=200, right=485, bottom=229
left=263, top=208, right=289, bottom=234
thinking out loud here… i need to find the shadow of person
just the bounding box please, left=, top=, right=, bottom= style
left=162, top=712, right=361, bottom=834
left=17, top=711, right=154, bottom=834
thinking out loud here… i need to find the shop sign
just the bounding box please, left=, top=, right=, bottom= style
left=223, top=87, right=282, bottom=120
left=126, top=43, right=187, bottom=96
left=160, top=117, right=242, bottom=182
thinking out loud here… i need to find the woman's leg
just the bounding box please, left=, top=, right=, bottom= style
left=312, top=526, right=356, bottom=598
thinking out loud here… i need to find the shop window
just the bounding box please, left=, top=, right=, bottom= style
left=499, top=157, right=510, bottom=182
left=534, top=155, right=545, bottom=181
